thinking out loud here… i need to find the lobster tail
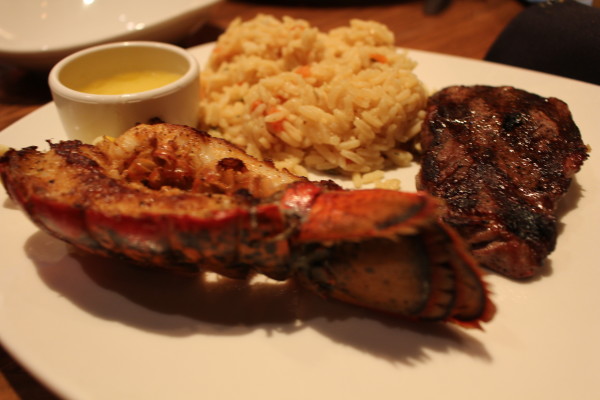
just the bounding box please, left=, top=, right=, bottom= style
left=287, top=188, right=494, bottom=327
left=0, top=123, right=494, bottom=327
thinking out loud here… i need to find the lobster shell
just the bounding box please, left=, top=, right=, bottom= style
left=0, top=123, right=494, bottom=327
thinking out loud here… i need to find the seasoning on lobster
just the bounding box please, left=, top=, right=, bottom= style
left=0, top=123, right=495, bottom=327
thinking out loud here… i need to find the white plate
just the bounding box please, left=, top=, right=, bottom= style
left=1, top=43, right=599, bottom=400
left=0, top=0, right=221, bottom=69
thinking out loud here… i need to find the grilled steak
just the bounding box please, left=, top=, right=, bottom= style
left=416, top=85, right=589, bottom=279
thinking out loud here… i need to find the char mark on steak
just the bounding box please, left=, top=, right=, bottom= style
left=416, top=85, right=588, bottom=279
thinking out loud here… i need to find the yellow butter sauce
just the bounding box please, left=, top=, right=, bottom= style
left=76, top=70, right=182, bottom=95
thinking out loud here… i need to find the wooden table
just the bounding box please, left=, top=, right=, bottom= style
left=0, top=0, right=523, bottom=398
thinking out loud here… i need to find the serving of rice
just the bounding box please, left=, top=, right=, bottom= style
left=198, top=15, right=427, bottom=188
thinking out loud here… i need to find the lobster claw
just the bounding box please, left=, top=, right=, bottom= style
left=289, top=189, right=495, bottom=327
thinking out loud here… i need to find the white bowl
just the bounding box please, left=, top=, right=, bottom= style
left=48, top=41, right=200, bottom=143
left=0, top=0, right=221, bottom=69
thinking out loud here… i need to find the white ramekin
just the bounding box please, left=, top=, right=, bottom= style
left=48, top=41, right=200, bottom=143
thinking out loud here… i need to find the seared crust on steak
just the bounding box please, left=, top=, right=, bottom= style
left=416, top=85, right=589, bottom=279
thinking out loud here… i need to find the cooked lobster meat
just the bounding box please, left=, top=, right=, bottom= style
left=1, top=123, right=494, bottom=327
left=417, top=85, right=589, bottom=279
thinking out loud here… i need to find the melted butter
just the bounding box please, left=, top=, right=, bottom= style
left=76, top=70, right=182, bottom=95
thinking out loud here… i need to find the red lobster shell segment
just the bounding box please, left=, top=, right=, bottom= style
left=293, top=186, right=442, bottom=242
left=0, top=123, right=494, bottom=327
